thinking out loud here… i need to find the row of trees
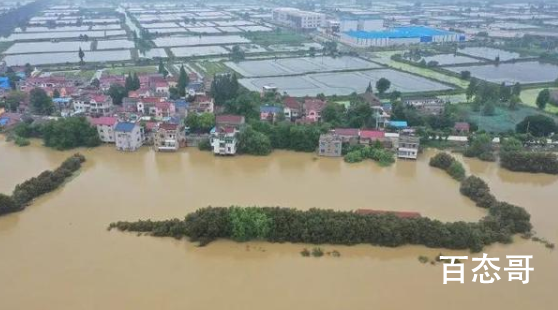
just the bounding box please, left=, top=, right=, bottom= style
left=13, top=117, right=101, bottom=150
left=429, top=152, right=466, bottom=181
left=109, top=153, right=532, bottom=252
left=0, top=154, right=86, bottom=216
left=344, top=142, right=395, bottom=166
left=499, top=137, right=558, bottom=174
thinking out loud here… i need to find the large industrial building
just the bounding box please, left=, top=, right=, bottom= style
left=272, top=8, right=326, bottom=30
left=338, top=13, right=384, bottom=32
left=339, top=26, right=466, bottom=47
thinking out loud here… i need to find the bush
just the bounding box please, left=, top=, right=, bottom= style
left=448, top=161, right=466, bottom=181
left=500, top=150, right=558, bottom=174
left=311, top=247, right=324, bottom=257
left=429, top=152, right=455, bottom=170
left=344, top=150, right=364, bottom=163
left=14, top=136, right=30, bottom=147
left=198, top=138, right=212, bottom=151
left=460, top=176, right=497, bottom=208
left=300, top=248, right=310, bottom=257
left=1, top=154, right=85, bottom=217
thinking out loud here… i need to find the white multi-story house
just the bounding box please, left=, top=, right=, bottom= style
left=154, top=123, right=183, bottom=152
left=272, top=8, right=326, bottom=30
left=397, top=135, right=420, bottom=160
left=210, top=127, right=238, bottom=155
left=114, top=122, right=143, bottom=152
left=89, top=116, right=118, bottom=143
left=72, top=94, right=113, bottom=116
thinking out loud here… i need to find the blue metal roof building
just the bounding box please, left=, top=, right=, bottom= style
left=115, top=122, right=137, bottom=132
left=345, top=27, right=453, bottom=39
left=389, top=121, right=408, bottom=129
left=341, top=26, right=465, bottom=47
left=0, top=77, right=10, bottom=90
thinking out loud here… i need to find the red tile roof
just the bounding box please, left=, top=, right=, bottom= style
left=360, top=130, right=385, bottom=139
left=284, top=96, right=301, bottom=109
left=155, top=101, right=172, bottom=109
left=216, top=114, right=244, bottom=124
left=454, top=122, right=470, bottom=131
left=159, top=123, right=178, bottom=131
left=355, top=209, right=422, bottom=219
left=335, top=128, right=359, bottom=137
left=304, top=98, right=326, bottom=112
left=89, top=116, right=117, bottom=126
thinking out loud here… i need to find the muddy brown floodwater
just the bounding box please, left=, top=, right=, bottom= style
left=0, top=139, right=557, bottom=310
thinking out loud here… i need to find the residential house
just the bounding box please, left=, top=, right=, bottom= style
left=404, top=97, right=444, bottom=115
left=360, top=129, right=385, bottom=145
left=551, top=90, right=558, bottom=104
left=143, top=121, right=157, bottom=145
left=0, top=112, right=22, bottom=129
left=154, top=123, right=183, bottom=151
left=114, top=122, right=143, bottom=152
left=89, top=116, right=118, bottom=143
left=211, top=127, right=238, bottom=155
left=334, top=128, right=360, bottom=144
left=388, top=120, right=408, bottom=130
left=260, top=106, right=283, bottom=122
left=454, top=122, right=470, bottom=135
left=155, top=101, right=175, bottom=119
left=360, top=91, right=381, bottom=106
left=72, top=94, right=113, bottom=116
left=188, top=95, right=214, bottom=114
left=303, top=98, right=326, bottom=122
left=283, top=96, right=302, bottom=120
left=173, top=99, right=189, bottom=118
left=216, top=114, right=245, bottom=129
left=137, top=97, right=163, bottom=115
left=122, top=97, right=139, bottom=113
left=318, top=133, right=342, bottom=157
left=397, top=135, right=420, bottom=160
left=153, top=81, right=170, bottom=96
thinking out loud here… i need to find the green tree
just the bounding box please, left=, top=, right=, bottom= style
left=107, top=84, right=127, bottom=105
left=466, top=78, right=478, bottom=102
left=516, top=114, right=557, bottom=137
left=158, top=59, right=168, bottom=77
left=186, top=113, right=215, bottom=133
left=3, top=91, right=26, bottom=112
left=78, top=47, right=85, bottom=65
left=224, top=90, right=259, bottom=120
left=41, top=117, right=101, bottom=150
left=237, top=126, right=272, bottom=156
left=210, top=73, right=239, bottom=105
left=230, top=45, right=245, bottom=62
left=29, top=88, right=53, bottom=115
left=512, top=82, right=521, bottom=97
left=91, top=78, right=100, bottom=88
left=536, top=89, right=550, bottom=110
left=499, top=82, right=511, bottom=102
left=460, top=70, right=471, bottom=80
left=178, top=65, right=189, bottom=97
left=321, top=102, right=345, bottom=126
left=376, top=78, right=391, bottom=95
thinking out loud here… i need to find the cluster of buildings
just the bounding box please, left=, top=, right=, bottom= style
left=271, top=7, right=466, bottom=47
left=318, top=128, right=420, bottom=160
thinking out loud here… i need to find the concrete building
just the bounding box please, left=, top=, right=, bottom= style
left=154, top=123, right=182, bottom=152
left=272, top=8, right=326, bottom=30
left=397, top=135, right=420, bottom=160
left=211, top=127, right=238, bottom=155
left=404, top=97, right=445, bottom=115
left=340, top=26, right=465, bottom=47
left=114, top=122, right=143, bottom=152
left=338, top=13, right=384, bottom=32
left=318, top=133, right=342, bottom=157
left=89, top=116, right=118, bottom=143
left=72, top=94, right=113, bottom=116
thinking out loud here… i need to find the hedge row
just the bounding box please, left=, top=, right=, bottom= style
left=0, top=154, right=86, bottom=216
